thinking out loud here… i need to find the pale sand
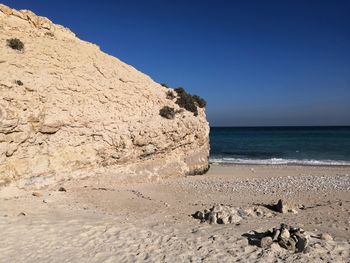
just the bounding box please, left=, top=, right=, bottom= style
left=0, top=164, right=349, bottom=262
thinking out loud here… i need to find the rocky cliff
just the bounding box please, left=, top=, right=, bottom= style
left=0, top=4, right=210, bottom=188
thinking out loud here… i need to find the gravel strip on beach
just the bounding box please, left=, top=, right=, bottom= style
left=164, top=174, right=350, bottom=196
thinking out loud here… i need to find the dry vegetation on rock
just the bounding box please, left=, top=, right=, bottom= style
left=159, top=106, right=176, bottom=119
left=6, top=38, right=24, bottom=51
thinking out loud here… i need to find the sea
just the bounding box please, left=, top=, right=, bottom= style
left=210, top=126, right=350, bottom=166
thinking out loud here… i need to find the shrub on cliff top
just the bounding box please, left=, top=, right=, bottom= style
left=163, top=86, right=207, bottom=116
left=166, top=90, right=176, bottom=100
left=192, top=95, right=207, bottom=108
left=175, top=89, right=198, bottom=116
left=174, top=87, right=185, bottom=95
left=159, top=106, right=176, bottom=119
left=6, top=38, right=24, bottom=51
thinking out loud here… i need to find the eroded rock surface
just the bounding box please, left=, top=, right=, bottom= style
left=0, top=4, right=210, bottom=188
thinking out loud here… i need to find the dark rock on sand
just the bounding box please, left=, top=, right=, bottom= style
left=295, top=233, right=309, bottom=252
left=275, top=199, right=298, bottom=214
left=58, top=187, right=67, bottom=192
left=193, top=211, right=204, bottom=220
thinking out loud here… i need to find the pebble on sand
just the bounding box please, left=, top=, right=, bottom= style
left=58, top=187, right=67, bottom=192
left=32, top=192, right=42, bottom=197
left=320, top=233, right=333, bottom=241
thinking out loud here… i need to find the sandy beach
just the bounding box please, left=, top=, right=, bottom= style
left=1, top=164, right=349, bottom=262
left=1, top=2, right=349, bottom=263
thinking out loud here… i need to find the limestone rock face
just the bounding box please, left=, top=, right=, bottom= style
left=0, top=4, right=210, bottom=188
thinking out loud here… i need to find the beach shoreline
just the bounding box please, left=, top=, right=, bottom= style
left=210, top=162, right=350, bottom=168
left=209, top=159, right=350, bottom=167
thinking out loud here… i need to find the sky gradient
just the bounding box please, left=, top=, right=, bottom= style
left=2, top=0, right=350, bottom=126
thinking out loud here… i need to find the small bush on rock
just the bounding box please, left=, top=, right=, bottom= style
left=174, top=87, right=185, bottom=95
left=160, top=83, right=169, bottom=88
left=174, top=87, right=198, bottom=116
left=15, top=80, right=23, bottom=86
left=159, top=106, right=176, bottom=119
left=7, top=38, right=24, bottom=51
left=166, top=90, right=176, bottom=100
left=45, top=32, right=55, bottom=37
left=162, top=86, right=207, bottom=116
left=192, top=95, right=207, bottom=108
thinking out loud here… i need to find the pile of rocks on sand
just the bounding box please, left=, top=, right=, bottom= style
left=192, top=204, right=273, bottom=225
left=252, top=224, right=309, bottom=252
left=192, top=200, right=336, bottom=253
left=192, top=199, right=299, bottom=225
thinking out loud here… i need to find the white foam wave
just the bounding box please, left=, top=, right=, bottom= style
left=209, top=157, right=350, bottom=166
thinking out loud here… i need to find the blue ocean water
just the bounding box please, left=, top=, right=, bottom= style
left=210, top=126, right=350, bottom=165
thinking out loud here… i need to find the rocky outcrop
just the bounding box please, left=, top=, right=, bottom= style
left=0, top=4, right=210, bottom=188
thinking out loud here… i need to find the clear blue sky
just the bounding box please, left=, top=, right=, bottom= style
left=3, top=0, right=350, bottom=126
